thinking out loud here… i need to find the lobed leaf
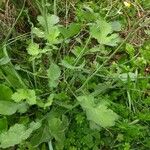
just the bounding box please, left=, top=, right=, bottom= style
left=27, top=42, right=40, bottom=56
left=77, top=95, right=119, bottom=128
left=12, top=89, right=36, bottom=105
left=90, top=19, right=120, bottom=46
left=47, top=63, right=61, bottom=88
left=0, top=122, right=41, bottom=148
left=0, top=84, right=13, bottom=101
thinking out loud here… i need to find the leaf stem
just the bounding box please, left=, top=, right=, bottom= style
left=54, top=0, right=57, bottom=15
left=74, top=35, right=91, bottom=66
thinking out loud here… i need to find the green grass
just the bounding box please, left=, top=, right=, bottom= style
left=0, top=0, right=150, bottom=149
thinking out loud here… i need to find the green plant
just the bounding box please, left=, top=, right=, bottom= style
left=0, top=0, right=150, bottom=149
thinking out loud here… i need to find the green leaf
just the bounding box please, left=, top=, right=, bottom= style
left=47, top=115, right=68, bottom=150
left=144, top=29, right=150, bottom=36
left=1, top=66, right=24, bottom=89
left=37, top=14, right=59, bottom=29
left=111, top=21, right=122, bottom=32
left=88, top=45, right=105, bottom=53
left=77, top=95, right=95, bottom=109
left=59, top=23, right=81, bottom=39
left=0, top=101, right=28, bottom=115
left=86, top=105, right=119, bottom=128
left=76, top=5, right=97, bottom=22
left=32, top=27, right=45, bottom=38
left=0, top=56, right=10, bottom=65
left=35, top=14, right=60, bottom=43
left=140, top=41, right=150, bottom=63
left=60, top=59, right=85, bottom=70
left=126, top=43, right=135, bottom=57
left=45, top=26, right=60, bottom=44
left=77, top=96, right=119, bottom=128
left=12, top=89, right=36, bottom=105
left=142, top=0, right=150, bottom=9
left=0, top=122, right=41, bottom=148
left=72, top=46, right=83, bottom=57
left=30, top=124, right=51, bottom=147
left=44, top=94, right=54, bottom=109
left=27, top=42, right=40, bottom=56
left=0, top=118, right=7, bottom=133
left=0, top=101, right=18, bottom=115
left=119, top=72, right=136, bottom=82
left=0, top=84, right=13, bottom=101
left=47, top=63, right=61, bottom=88
left=17, top=102, right=29, bottom=113
left=48, top=14, right=59, bottom=26
left=90, top=19, right=120, bottom=46
left=19, top=116, right=30, bottom=124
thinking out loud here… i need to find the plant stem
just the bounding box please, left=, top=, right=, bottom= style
left=74, top=35, right=91, bottom=66
left=32, top=60, right=37, bottom=88
left=54, top=0, right=57, bottom=15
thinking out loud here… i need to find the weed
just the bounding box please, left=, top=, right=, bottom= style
left=0, top=0, right=150, bottom=149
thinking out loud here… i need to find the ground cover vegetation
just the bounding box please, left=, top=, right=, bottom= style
left=0, top=0, right=150, bottom=149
